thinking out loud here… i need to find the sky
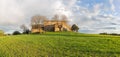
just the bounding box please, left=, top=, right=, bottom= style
left=0, top=0, right=120, bottom=34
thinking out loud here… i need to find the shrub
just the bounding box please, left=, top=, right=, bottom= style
left=0, top=30, right=4, bottom=36
left=23, top=29, right=31, bottom=34
left=13, top=31, right=21, bottom=35
left=99, top=32, right=108, bottom=35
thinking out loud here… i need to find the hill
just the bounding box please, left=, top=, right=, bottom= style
left=0, top=32, right=120, bottom=57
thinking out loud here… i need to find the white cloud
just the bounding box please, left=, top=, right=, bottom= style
left=0, top=0, right=24, bottom=25
left=0, top=0, right=77, bottom=33
left=1, top=0, right=120, bottom=34
left=93, top=3, right=103, bottom=16
left=69, top=2, right=120, bottom=34
left=110, top=0, right=115, bottom=11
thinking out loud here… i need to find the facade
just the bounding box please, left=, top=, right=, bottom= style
left=31, top=20, right=71, bottom=33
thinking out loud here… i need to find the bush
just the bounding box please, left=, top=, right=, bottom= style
left=13, top=31, right=21, bottom=35
left=100, top=32, right=120, bottom=36
left=23, top=29, right=31, bottom=34
left=0, top=30, right=4, bottom=36
left=99, top=32, right=108, bottom=35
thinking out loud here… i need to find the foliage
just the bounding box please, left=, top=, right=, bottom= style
left=0, top=30, right=4, bottom=36
left=12, top=31, right=21, bottom=35
left=71, top=24, right=79, bottom=32
left=100, top=32, right=120, bottom=36
left=23, top=29, right=31, bottom=34
left=99, top=32, right=108, bottom=35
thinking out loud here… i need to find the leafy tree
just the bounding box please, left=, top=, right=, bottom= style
left=99, top=32, right=108, bottom=35
left=71, top=24, right=79, bottom=32
left=23, top=29, right=30, bottom=34
left=13, top=31, right=21, bottom=35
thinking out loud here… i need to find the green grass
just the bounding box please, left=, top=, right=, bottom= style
left=0, top=32, right=120, bottom=57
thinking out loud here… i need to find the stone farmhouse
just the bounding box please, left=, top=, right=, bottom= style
left=31, top=18, right=71, bottom=33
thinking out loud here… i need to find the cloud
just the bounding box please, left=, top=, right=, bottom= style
left=0, top=0, right=25, bottom=25
left=69, top=2, right=120, bottom=34
left=110, top=0, right=115, bottom=11
left=0, top=0, right=120, bottom=34
left=93, top=3, right=103, bottom=16
left=0, top=0, right=77, bottom=34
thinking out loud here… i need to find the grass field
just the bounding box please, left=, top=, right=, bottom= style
left=0, top=32, right=120, bottom=57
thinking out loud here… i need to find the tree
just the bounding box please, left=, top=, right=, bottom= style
left=20, top=24, right=27, bottom=32
left=31, top=15, right=47, bottom=32
left=20, top=24, right=30, bottom=34
left=52, top=14, right=59, bottom=21
left=71, top=24, right=79, bottom=32
left=52, top=14, right=68, bottom=31
left=23, top=29, right=30, bottom=34
left=61, top=14, right=68, bottom=22
left=52, top=14, right=68, bottom=22
left=99, top=32, right=108, bottom=35
left=31, top=15, right=47, bottom=25
left=13, top=31, right=21, bottom=35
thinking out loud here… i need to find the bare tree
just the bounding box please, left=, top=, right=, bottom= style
left=20, top=24, right=28, bottom=32
left=61, top=14, right=68, bottom=23
left=31, top=15, right=47, bottom=25
left=31, top=15, right=47, bottom=32
left=52, top=14, right=59, bottom=21
left=20, top=24, right=30, bottom=34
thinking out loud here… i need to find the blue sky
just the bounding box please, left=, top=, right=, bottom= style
left=73, top=0, right=120, bottom=33
left=0, top=0, right=120, bottom=34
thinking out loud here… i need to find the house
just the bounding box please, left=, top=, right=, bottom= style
left=31, top=20, right=71, bottom=33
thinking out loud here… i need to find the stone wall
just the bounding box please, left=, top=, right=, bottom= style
left=31, top=20, right=71, bottom=33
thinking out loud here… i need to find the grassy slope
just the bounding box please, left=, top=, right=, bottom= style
left=0, top=32, right=120, bottom=57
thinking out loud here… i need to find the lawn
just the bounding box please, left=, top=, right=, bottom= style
left=0, top=32, right=120, bottom=57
